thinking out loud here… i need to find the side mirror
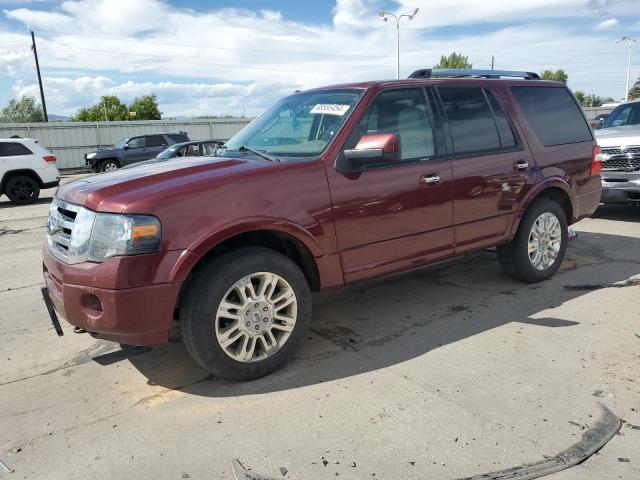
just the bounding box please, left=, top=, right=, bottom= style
left=123, top=144, right=130, bottom=150
left=343, top=133, right=400, bottom=164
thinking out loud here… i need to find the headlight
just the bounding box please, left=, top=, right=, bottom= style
left=86, top=152, right=96, bottom=160
left=88, top=214, right=161, bottom=262
left=47, top=198, right=161, bottom=264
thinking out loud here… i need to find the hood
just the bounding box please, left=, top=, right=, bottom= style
left=595, top=124, right=640, bottom=147
left=57, top=155, right=268, bottom=212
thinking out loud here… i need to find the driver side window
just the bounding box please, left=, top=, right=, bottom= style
left=128, top=137, right=145, bottom=149
left=356, top=88, right=435, bottom=161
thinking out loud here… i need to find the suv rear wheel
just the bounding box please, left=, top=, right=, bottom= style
left=180, top=247, right=311, bottom=380
left=4, top=175, right=40, bottom=205
left=497, top=198, right=568, bottom=283
left=100, top=159, right=120, bottom=172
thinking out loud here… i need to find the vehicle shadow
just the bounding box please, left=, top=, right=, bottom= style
left=593, top=204, right=640, bottom=222
left=122, top=231, right=639, bottom=396
left=0, top=197, right=52, bottom=209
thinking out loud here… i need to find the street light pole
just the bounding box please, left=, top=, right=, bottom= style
left=378, top=8, right=419, bottom=79
left=616, top=36, right=637, bottom=101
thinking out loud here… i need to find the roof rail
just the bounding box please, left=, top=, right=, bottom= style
left=408, top=69, right=541, bottom=80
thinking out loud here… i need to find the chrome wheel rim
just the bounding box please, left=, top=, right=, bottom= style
left=528, top=212, right=562, bottom=271
left=104, top=162, right=118, bottom=172
left=215, top=272, right=297, bottom=363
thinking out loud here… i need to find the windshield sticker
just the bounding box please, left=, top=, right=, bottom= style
left=310, top=104, right=351, bottom=116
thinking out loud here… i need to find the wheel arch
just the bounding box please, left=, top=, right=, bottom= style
left=509, top=181, right=574, bottom=239
left=1, top=169, right=44, bottom=192
left=172, top=226, right=323, bottom=323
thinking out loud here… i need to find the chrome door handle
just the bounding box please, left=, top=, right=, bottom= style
left=514, top=160, right=529, bottom=171
left=421, top=173, right=441, bottom=186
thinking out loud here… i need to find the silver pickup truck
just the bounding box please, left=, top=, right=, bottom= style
left=595, top=100, right=640, bottom=203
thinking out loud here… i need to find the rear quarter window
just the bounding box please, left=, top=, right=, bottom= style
left=167, top=134, right=189, bottom=143
left=511, top=86, right=592, bottom=146
left=0, top=142, right=33, bottom=156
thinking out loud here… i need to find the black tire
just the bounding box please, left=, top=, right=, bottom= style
left=497, top=198, right=568, bottom=283
left=100, top=159, right=120, bottom=172
left=180, top=247, right=312, bottom=380
left=4, top=175, right=40, bottom=205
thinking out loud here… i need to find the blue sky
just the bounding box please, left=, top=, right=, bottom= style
left=0, top=0, right=639, bottom=118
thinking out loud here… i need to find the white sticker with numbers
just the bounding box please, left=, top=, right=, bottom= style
left=310, top=104, right=350, bottom=116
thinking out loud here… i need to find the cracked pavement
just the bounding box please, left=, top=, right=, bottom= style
left=0, top=179, right=639, bottom=479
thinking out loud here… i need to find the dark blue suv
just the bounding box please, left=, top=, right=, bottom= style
left=85, top=132, right=190, bottom=172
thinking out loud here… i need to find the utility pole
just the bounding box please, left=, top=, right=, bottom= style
left=30, top=30, right=48, bottom=122
left=616, top=36, right=637, bottom=102
left=491, top=56, right=495, bottom=70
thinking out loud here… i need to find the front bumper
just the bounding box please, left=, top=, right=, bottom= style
left=42, top=245, right=183, bottom=345
left=600, top=171, right=640, bottom=203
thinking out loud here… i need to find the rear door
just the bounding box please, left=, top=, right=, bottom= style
left=144, top=135, right=169, bottom=157
left=0, top=141, right=34, bottom=172
left=436, top=86, right=535, bottom=253
left=327, top=87, right=454, bottom=283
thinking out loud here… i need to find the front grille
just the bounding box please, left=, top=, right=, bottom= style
left=601, top=145, right=640, bottom=171
left=48, top=200, right=81, bottom=262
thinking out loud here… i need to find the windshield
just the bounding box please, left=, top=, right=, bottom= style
left=222, top=89, right=363, bottom=158
left=157, top=144, right=184, bottom=159
left=113, top=138, right=129, bottom=149
left=602, top=102, right=640, bottom=128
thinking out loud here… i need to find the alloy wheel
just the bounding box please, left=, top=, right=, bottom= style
left=528, top=212, right=562, bottom=271
left=215, top=271, right=297, bottom=363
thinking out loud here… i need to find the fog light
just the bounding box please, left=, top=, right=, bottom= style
left=81, top=293, right=103, bottom=316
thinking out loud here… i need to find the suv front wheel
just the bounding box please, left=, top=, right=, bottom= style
left=497, top=198, right=568, bottom=283
left=100, top=159, right=120, bottom=172
left=180, top=247, right=312, bottom=380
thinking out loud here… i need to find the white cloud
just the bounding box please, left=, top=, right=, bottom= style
left=0, top=0, right=638, bottom=116
left=595, top=17, right=620, bottom=29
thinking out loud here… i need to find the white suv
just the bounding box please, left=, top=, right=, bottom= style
left=0, top=138, right=59, bottom=205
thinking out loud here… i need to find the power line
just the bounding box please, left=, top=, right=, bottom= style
left=36, top=41, right=386, bottom=72
left=33, top=27, right=393, bottom=59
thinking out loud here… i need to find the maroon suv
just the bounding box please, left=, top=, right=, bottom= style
left=43, top=70, right=602, bottom=380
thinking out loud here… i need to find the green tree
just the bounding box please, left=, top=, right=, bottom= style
left=574, top=90, right=586, bottom=105
left=573, top=90, right=607, bottom=108
left=541, top=69, right=568, bottom=84
left=628, top=77, right=640, bottom=100
left=0, top=96, right=44, bottom=123
left=434, top=52, right=472, bottom=69
left=74, top=95, right=129, bottom=122
left=129, top=94, right=161, bottom=120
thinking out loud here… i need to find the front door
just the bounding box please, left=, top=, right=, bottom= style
left=436, top=86, right=535, bottom=252
left=327, top=87, right=454, bottom=283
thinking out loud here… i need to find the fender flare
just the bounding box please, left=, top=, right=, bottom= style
left=508, top=178, right=573, bottom=239
left=169, top=217, right=325, bottom=283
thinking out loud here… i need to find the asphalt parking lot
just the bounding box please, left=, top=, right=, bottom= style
left=1, top=177, right=639, bottom=480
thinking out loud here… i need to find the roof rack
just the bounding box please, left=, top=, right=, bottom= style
left=408, top=69, right=540, bottom=80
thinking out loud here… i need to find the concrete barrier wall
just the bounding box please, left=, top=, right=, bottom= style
left=0, top=118, right=250, bottom=170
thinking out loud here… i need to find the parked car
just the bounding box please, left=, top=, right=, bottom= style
left=43, top=70, right=602, bottom=380
left=595, top=124, right=640, bottom=203
left=1, top=138, right=59, bottom=205
left=84, top=132, right=190, bottom=172
left=154, top=140, right=221, bottom=161
left=589, top=113, right=609, bottom=130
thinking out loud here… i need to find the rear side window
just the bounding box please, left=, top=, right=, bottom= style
left=167, top=134, right=189, bottom=143
left=438, top=87, right=501, bottom=154
left=512, top=86, right=592, bottom=146
left=0, top=142, right=32, bottom=157
left=146, top=135, right=167, bottom=147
